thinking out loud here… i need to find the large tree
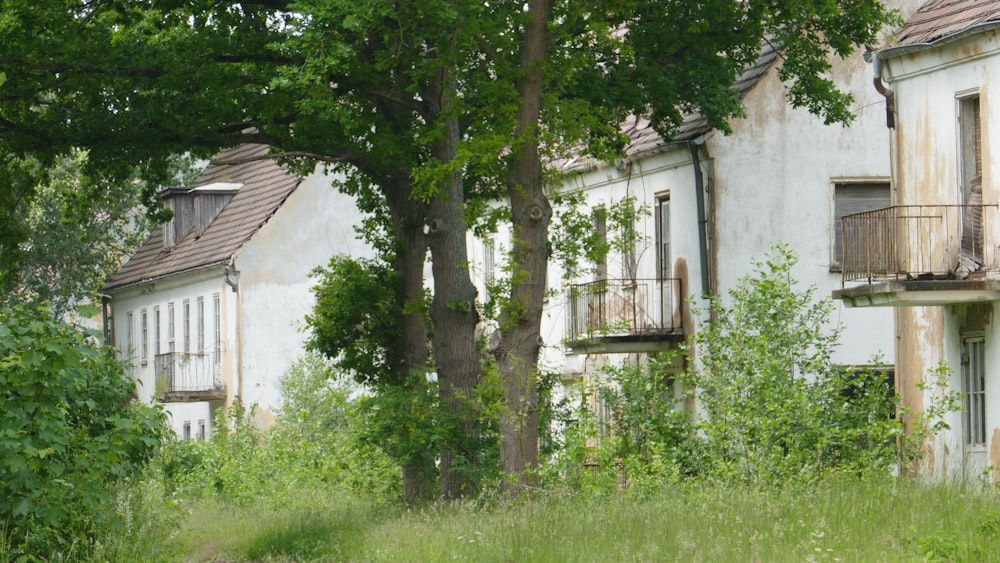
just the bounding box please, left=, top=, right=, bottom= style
left=0, top=0, right=896, bottom=495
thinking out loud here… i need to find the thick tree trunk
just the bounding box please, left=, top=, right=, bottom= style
left=425, top=67, right=482, bottom=501
left=497, top=0, right=553, bottom=495
left=385, top=177, right=436, bottom=502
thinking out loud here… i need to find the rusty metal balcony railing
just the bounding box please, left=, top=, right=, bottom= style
left=154, top=347, right=224, bottom=400
left=566, top=278, right=683, bottom=344
left=842, top=204, right=998, bottom=284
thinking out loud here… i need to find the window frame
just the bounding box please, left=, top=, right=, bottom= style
left=962, top=332, right=987, bottom=449
left=656, top=194, right=671, bottom=280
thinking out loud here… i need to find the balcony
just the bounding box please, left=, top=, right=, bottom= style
left=566, top=278, right=684, bottom=353
left=154, top=349, right=225, bottom=402
left=834, top=204, right=1000, bottom=307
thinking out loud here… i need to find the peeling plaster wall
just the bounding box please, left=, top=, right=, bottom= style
left=233, top=168, right=372, bottom=424
left=885, top=30, right=1000, bottom=480
left=709, top=47, right=895, bottom=367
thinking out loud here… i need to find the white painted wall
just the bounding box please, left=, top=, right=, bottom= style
left=709, top=50, right=896, bottom=367
left=111, top=166, right=372, bottom=436
left=232, top=168, right=373, bottom=426
left=111, top=268, right=232, bottom=438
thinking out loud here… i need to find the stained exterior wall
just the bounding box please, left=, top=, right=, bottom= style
left=232, top=168, right=371, bottom=427
left=490, top=30, right=903, bottom=403
left=883, top=29, right=1000, bottom=479
left=709, top=46, right=896, bottom=367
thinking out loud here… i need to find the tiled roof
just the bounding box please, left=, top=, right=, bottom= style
left=105, top=144, right=302, bottom=291
left=895, top=0, right=1000, bottom=45
left=555, top=42, right=780, bottom=172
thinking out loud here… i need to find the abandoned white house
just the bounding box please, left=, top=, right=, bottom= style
left=469, top=0, right=926, bottom=423
left=103, top=144, right=370, bottom=438
left=836, top=0, right=1000, bottom=480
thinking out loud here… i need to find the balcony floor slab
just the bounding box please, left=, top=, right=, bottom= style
left=834, top=279, right=1000, bottom=307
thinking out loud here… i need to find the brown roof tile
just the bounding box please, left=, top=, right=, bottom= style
left=896, top=0, right=1000, bottom=45
left=105, top=144, right=302, bottom=291
left=555, top=43, right=780, bottom=172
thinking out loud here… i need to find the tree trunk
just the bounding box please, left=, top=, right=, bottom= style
left=496, top=0, right=553, bottom=495
left=385, top=177, right=437, bottom=502
left=425, top=65, right=482, bottom=501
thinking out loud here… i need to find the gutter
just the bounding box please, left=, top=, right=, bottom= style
left=224, top=259, right=243, bottom=407
left=689, top=139, right=711, bottom=295
left=868, top=49, right=896, bottom=129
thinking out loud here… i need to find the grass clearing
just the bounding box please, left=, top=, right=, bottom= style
left=160, top=477, right=1000, bottom=562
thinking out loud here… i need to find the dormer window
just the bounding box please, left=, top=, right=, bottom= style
left=160, top=183, right=241, bottom=249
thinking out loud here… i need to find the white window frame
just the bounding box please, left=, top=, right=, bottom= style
left=197, top=296, right=205, bottom=353
left=183, top=299, right=191, bottom=353
left=656, top=194, right=671, bottom=280
left=962, top=333, right=987, bottom=449
left=140, top=309, right=148, bottom=364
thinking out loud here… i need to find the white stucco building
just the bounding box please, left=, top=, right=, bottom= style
left=471, top=0, right=925, bottom=427
left=104, top=144, right=370, bottom=437
left=836, top=0, right=1000, bottom=481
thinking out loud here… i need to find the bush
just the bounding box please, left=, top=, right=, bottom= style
left=0, top=304, right=166, bottom=557
left=687, top=245, right=901, bottom=484
left=155, top=356, right=402, bottom=506
left=544, top=355, right=700, bottom=497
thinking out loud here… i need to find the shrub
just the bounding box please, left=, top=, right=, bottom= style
left=687, top=245, right=901, bottom=484
left=0, top=304, right=166, bottom=557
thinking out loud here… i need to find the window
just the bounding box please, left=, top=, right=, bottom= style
left=593, top=207, right=608, bottom=281
left=183, top=300, right=191, bottom=353
left=213, top=293, right=221, bottom=365
left=167, top=302, right=175, bottom=353
left=962, top=334, right=986, bottom=447
left=959, top=96, right=984, bottom=264
left=197, top=420, right=206, bottom=441
left=832, top=182, right=891, bottom=270
left=140, top=309, right=148, bottom=364
left=484, top=240, right=496, bottom=286
left=183, top=421, right=191, bottom=441
left=153, top=306, right=161, bottom=356
left=959, top=95, right=982, bottom=203
left=197, top=296, right=205, bottom=353
left=657, top=195, right=671, bottom=279
left=125, top=312, right=134, bottom=360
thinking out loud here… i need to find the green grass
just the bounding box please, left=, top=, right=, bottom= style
left=131, top=477, right=1000, bottom=563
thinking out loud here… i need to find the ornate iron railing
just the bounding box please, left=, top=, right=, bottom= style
left=566, top=278, right=682, bottom=343
left=842, top=204, right=998, bottom=284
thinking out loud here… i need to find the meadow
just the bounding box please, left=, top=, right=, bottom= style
left=88, top=476, right=1000, bottom=562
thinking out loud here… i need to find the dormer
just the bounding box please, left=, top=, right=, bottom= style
left=161, top=182, right=242, bottom=250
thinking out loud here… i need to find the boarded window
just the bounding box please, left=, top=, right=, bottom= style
left=832, top=183, right=891, bottom=270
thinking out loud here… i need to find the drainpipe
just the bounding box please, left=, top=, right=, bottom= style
left=866, top=49, right=895, bottom=129
left=224, top=261, right=242, bottom=406
left=689, top=138, right=711, bottom=295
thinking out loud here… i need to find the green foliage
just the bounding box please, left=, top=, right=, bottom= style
left=545, top=355, right=699, bottom=497
left=157, top=376, right=402, bottom=507
left=687, top=244, right=901, bottom=484
left=307, top=257, right=402, bottom=386
left=0, top=304, right=166, bottom=557
left=901, top=361, right=965, bottom=473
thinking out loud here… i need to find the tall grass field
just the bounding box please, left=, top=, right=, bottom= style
left=56, top=477, right=997, bottom=562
